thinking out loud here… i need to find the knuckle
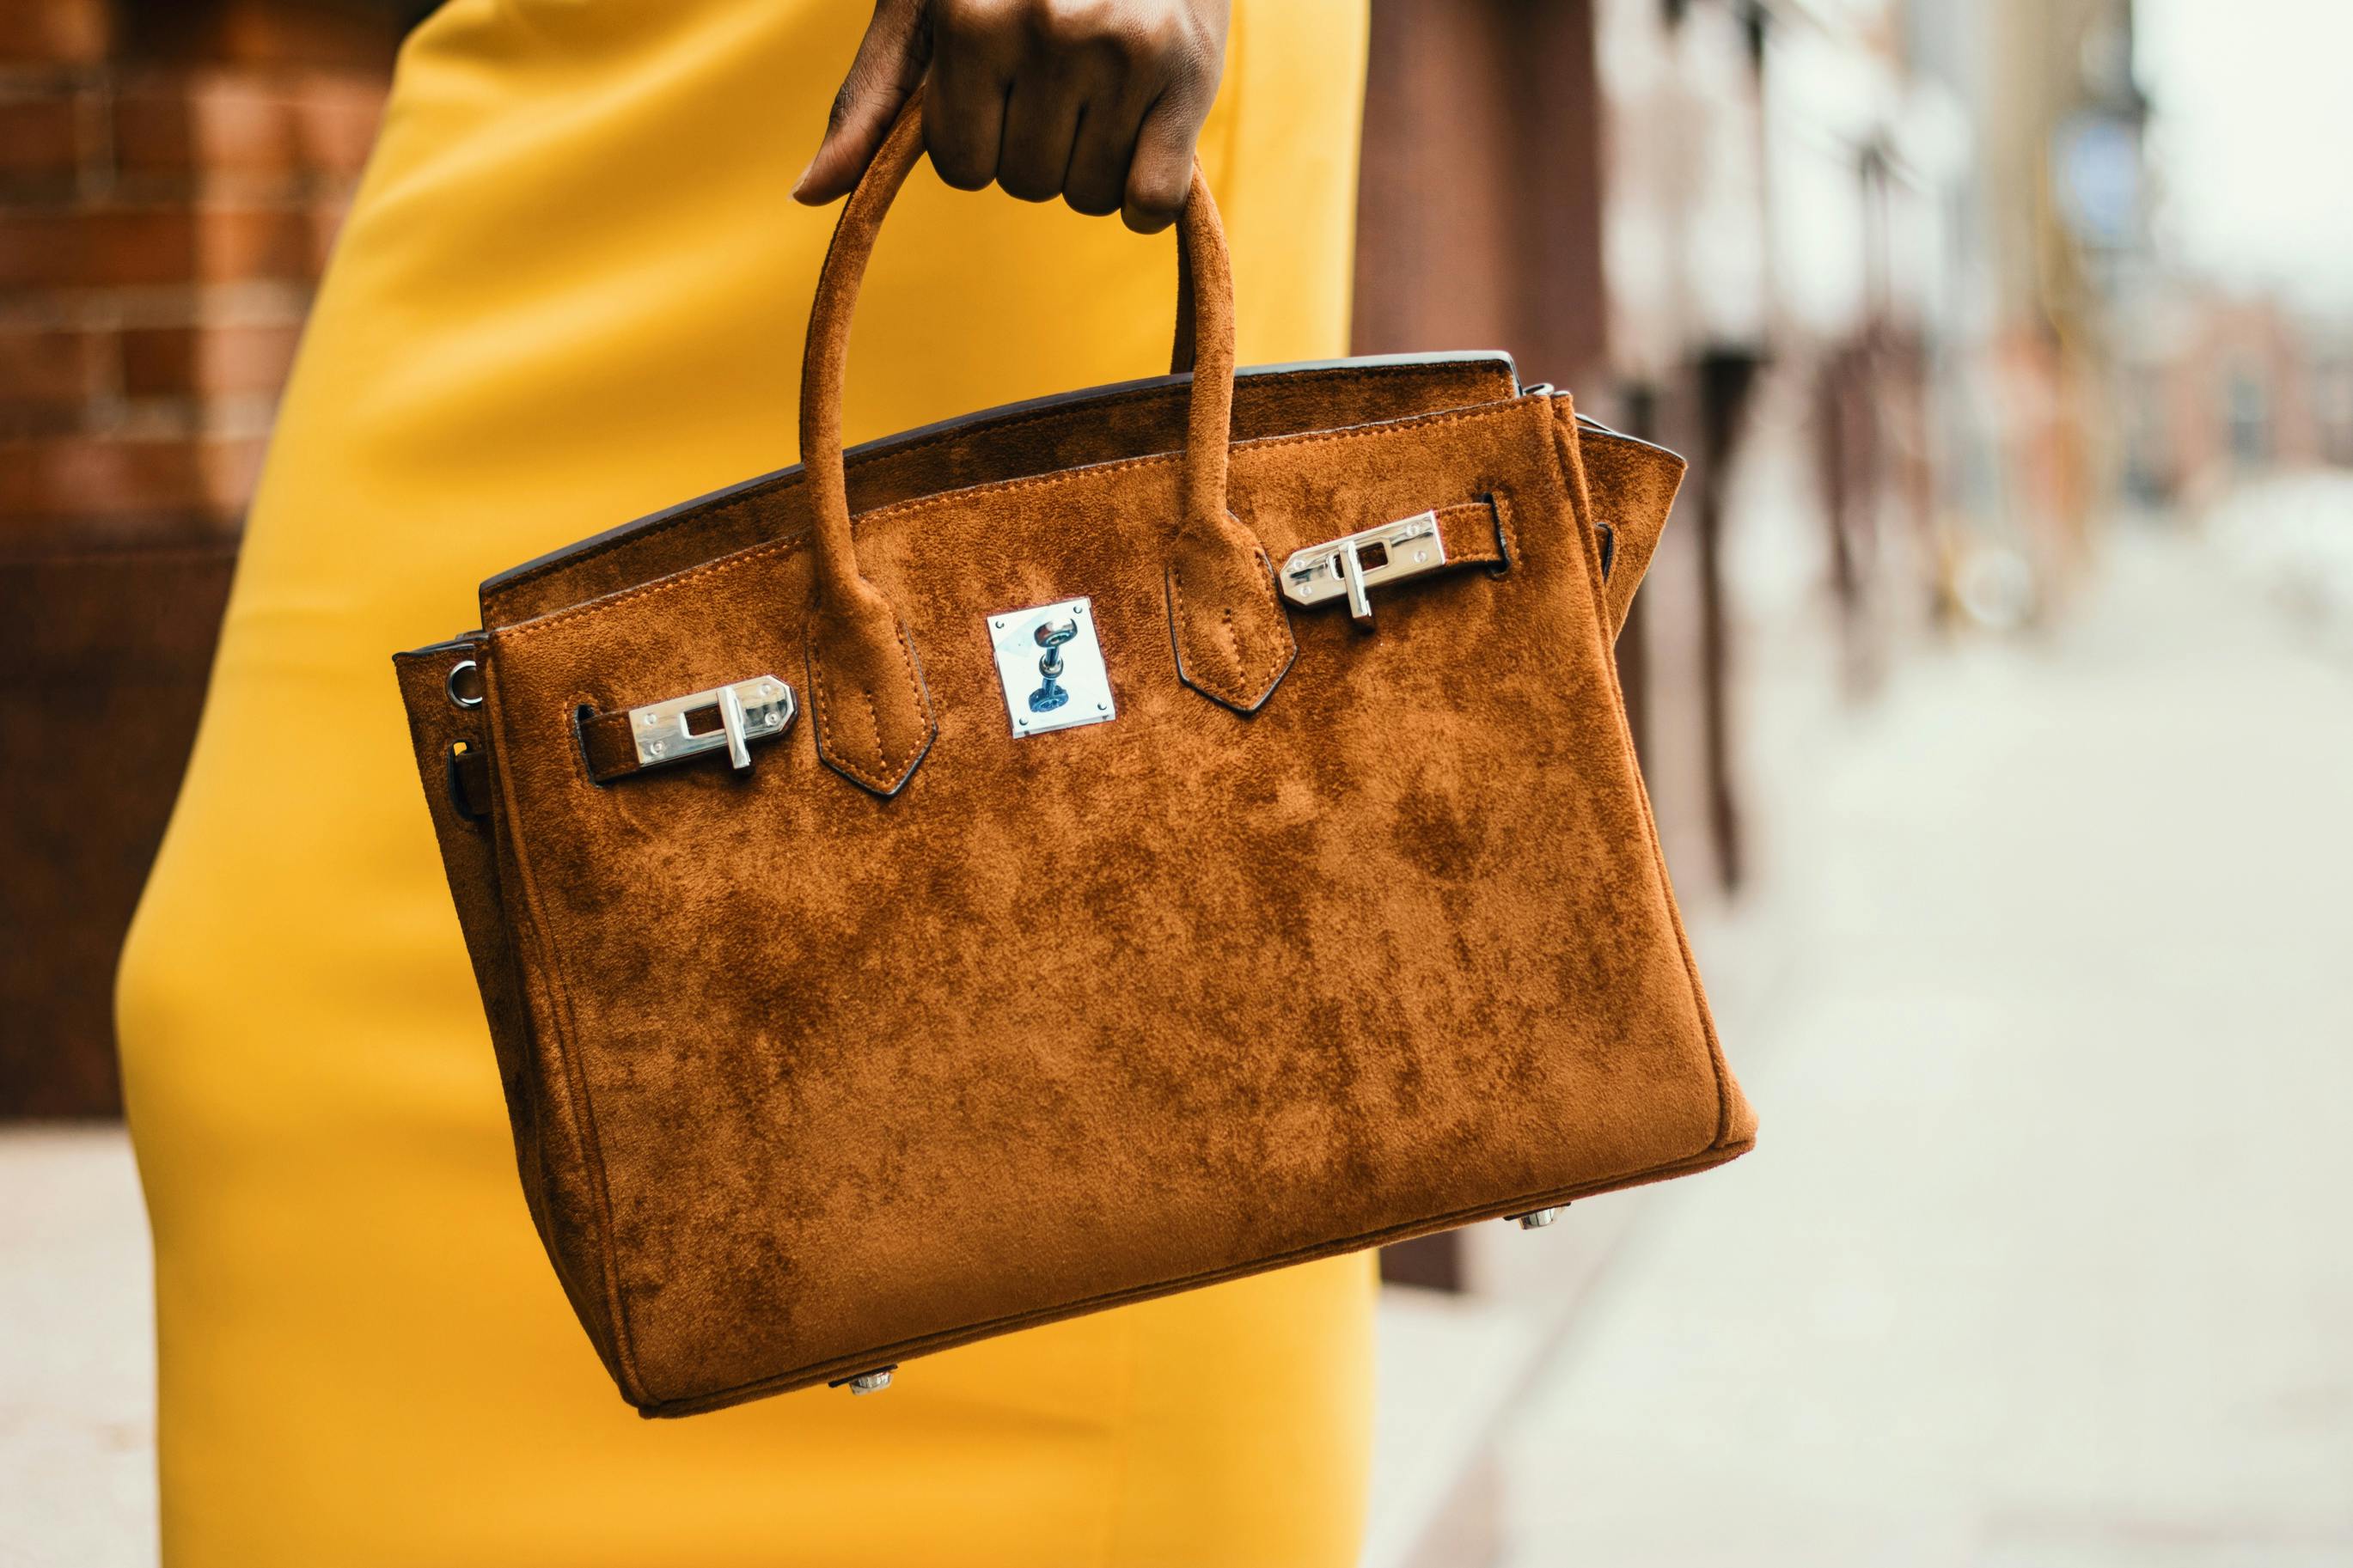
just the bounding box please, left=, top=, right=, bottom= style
left=1000, top=166, right=1060, bottom=203
left=930, top=148, right=994, bottom=191
left=1029, top=0, right=1116, bottom=49
left=1125, top=184, right=1184, bottom=230
left=934, top=0, right=1007, bottom=46
left=1122, top=9, right=1186, bottom=63
left=1154, top=62, right=1213, bottom=116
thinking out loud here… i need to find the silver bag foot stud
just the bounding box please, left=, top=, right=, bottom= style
left=1512, top=1205, right=1569, bottom=1229
left=830, top=1367, right=896, bottom=1395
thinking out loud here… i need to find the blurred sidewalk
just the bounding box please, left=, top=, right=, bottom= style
left=0, top=1126, right=153, bottom=1568
left=1499, top=523, right=2353, bottom=1565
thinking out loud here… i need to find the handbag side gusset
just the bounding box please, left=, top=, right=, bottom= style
left=389, top=640, right=634, bottom=1391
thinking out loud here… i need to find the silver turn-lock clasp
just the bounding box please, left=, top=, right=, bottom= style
left=627, top=675, right=796, bottom=773
left=1030, top=615, right=1078, bottom=713
left=1279, top=511, right=1448, bottom=626
left=987, top=598, right=1115, bottom=737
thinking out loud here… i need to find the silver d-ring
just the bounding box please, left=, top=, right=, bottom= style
left=446, top=658, right=485, bottom=710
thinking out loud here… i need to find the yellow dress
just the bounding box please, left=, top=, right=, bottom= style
left=115, top=3, right=1373, bottom=1563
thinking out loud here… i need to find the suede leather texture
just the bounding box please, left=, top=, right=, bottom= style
left=479, top=357, right=1529, bottom=627
left=393, top=358, right=1754, bottom=1417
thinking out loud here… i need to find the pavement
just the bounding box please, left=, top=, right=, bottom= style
left=1498, top=523, right=2353, bottom=1565
left=5, top=523, right=2349, bottom=1567
left=0, top=1126, right=154, bottom=1568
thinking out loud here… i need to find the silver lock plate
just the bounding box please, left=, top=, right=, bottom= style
left=987, top=598, right=1115, bottom=737
left=628, top=675, right=796, bottom=772
left=1279, top=511, right=1448, bottom=624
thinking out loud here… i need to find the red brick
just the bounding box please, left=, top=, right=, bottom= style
left=0, top=326, right=110, bottom=421
left=0, top=0, right=110, bottom=64
left=0, top=433, right=266, bottom=527
left=306, top=192, right=349, bottom=258
left=118, top=2, right=401, bottom=72
left=0, top=207, right=187, bottom=290
left=121, top=320, right=301, bottom=397
left=113, top=71, right=384, bottom=184
left=287, top=76, right=384, bottom=176
left=0, top=94, right=86, bottom=192
left=0, top=202, right=324, bottom=290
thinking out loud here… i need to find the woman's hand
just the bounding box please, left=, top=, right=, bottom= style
left=793, top=0, right=1230, bottom=233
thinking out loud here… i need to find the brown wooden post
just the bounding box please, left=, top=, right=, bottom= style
left=1352, top=0, right=1608, bottom=1291
left=1352, top=0, right=1607, bottom=381
left=1694, top=349, right=1760, bottom=892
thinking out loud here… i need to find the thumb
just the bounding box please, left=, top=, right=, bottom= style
left=794, top=0, right=931, bottom=204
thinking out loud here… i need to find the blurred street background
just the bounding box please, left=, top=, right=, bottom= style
left=4, top=1, right=2349, bottom=1564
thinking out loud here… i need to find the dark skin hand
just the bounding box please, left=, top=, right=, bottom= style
left=792, top=0, right=1232, bottom=233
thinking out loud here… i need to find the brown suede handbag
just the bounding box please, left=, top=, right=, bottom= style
left=393, top=101, right=1754, bottom=1417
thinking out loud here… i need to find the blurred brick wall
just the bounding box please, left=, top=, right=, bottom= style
left=0, top=0, right=404, bottom=1117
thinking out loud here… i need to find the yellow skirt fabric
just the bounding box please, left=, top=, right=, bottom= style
left=115, top=3, right=1373, bottom=1563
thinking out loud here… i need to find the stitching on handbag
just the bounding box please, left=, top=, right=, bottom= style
left=806, top=617, right=931, bottom=793
left=1168, top=562, right=1274, bottom=707
left=808, top=645, right=886, bottom=792
left=1403, top=498, right=1505, bottom=569
left=498, top=400, right=1539, bottom=644
left=859, top=687, right=885, bottom=766
left=1244, top=546, right=1292, bottom=686
left=891, top=621, right=930, bottom=763
left=855, top=402, right=1525, bottom=530
left=1165, top=565, right=1216, bottom=700
left=1489, top=491, right=1520, bottom=573
left=503, top=531, right=812, bottom=644
left=486, top=361, right=1496, bottom=608
left=1169, top=530, right=1294, bottom=708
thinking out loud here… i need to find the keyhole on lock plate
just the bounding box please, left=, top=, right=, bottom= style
left=1029, top=616, right=1078, bottom=712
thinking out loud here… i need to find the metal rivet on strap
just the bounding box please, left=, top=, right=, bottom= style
left=445, top=658, right=485, bottom=710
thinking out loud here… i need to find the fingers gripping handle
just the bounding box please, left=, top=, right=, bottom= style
left=798, top=93, right=1294, bottom=795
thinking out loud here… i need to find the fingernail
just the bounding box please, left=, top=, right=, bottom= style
left=791, top=157, right=817, bottom=199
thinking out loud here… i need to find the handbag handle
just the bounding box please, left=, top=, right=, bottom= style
left=798, top=91, right=1296, bottom=796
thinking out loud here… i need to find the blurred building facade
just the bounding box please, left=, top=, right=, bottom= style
left=0, top=0, right=409, bottom=1115
left=2120, top=289, right=2353, bottom=506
